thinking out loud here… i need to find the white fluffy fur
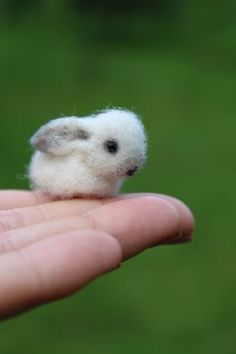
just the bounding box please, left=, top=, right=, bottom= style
left=28, top=108, right=147, bottom=198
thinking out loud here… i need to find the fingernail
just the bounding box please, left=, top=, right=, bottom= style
left=162, top=234, right=192, bottom=245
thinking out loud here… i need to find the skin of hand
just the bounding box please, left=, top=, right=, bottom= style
left=0, top=190, right=194, bottom=320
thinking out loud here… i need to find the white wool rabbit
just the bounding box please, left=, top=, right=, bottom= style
left=28, top=108, right=147, bottom=198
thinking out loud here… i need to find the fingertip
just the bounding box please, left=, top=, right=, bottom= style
left=157, top=195, right=195, bottom=239
left=118, top=193, right=195, bottom=241
left=88, top=196, right=183, bottom=258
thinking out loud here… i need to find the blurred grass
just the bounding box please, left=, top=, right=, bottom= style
left=0, top=4, right=236, bottom=354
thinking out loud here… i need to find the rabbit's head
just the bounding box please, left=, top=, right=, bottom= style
left=30, top=109, right=147, bottom=180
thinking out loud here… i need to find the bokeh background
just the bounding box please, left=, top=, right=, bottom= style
left=0, top=0, right=236, bottom=353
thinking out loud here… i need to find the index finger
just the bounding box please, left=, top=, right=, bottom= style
left=0, top=190, right=51, bottom=209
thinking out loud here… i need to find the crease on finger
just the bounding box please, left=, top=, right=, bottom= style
left=0, top=216, right=93, bottom=254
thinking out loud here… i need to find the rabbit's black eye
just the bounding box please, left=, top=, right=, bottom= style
left=104, top=140, right=119, bottom=154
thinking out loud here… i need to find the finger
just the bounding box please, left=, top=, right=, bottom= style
left=0, top=230, right=122, bottom=320
left=118, top=193, right=195, bottom=242
left=1, top=216, right=89, bottom=252
left=0, top=190, right=101, bottom=212
left=0, top=190, right=108, bottom=211
left=1, top=197, right=193, bottom=258
left=0, top=190, right=52, bottom=210
left=156, top=195, right=194, bottom=240
left=0, top=198, right=103, bottom=232
left=0, top=190, right=132, bottom=210
left=84, top=196, right=192, bottom=258
left=0, top=193, right=194, bottom=235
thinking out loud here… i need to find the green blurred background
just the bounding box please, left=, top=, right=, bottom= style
left=0, top=0, right=236, bottom=353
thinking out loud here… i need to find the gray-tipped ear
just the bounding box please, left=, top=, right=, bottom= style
left=30, top=118, right=89, bottom=156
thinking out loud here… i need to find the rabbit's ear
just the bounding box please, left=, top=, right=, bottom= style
left=30, top=118, right=89, bottom=156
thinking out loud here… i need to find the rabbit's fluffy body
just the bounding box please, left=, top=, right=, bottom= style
left=29, top=109, right=147, bottom=198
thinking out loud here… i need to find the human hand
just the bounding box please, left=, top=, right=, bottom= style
left=0, top=190, right=194, bottom=320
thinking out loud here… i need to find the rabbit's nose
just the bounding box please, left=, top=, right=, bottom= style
left=126, top=166, right=138, bottom=176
